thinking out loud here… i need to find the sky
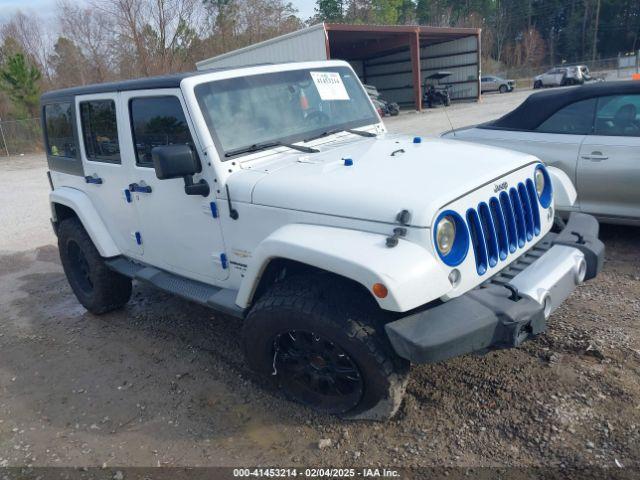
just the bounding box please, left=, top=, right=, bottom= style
left=0, top=0, right=317, bottom=23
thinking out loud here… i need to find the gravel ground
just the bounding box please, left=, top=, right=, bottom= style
left=0, top=92, right=638, bottom=471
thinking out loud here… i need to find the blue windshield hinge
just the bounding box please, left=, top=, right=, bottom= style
left=135, top=231, right=142, bottom=245
left=124, top=189, right=132, bottom=203
left=220, top=253, right=228, bottom=269
left=210, top=202, right=219, bottom=218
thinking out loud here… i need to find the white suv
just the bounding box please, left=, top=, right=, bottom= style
left=42, top=60, right=604, bottom=419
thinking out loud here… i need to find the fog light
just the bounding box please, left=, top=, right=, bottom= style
left=448, top=268, right=461, bottom=287
left=372, top=283, right=388, bottom=299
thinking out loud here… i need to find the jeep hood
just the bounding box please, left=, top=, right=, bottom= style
left=239, top=135, right=538, bottom=228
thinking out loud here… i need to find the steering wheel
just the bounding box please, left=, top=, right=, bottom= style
left=304, top=110, right=330, bottom=127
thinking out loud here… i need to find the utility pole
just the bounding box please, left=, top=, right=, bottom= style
left=0, top=116, right=9, bottom=157
left=592, top=0, right=601, bottom=62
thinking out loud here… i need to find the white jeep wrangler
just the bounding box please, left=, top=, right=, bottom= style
left=42, top=60, right=604, bottom=419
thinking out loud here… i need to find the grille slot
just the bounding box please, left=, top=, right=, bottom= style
left=467, top=208, right=488, bottom=275
left=525, top=179, right=541, bottom=235
left=499, top=191, right=518, bottom=253
left=489, top=197, right=509, bottom=261
left=509, top=187, right=527, bottom=248
left=467, top=182, right=542, bottom=276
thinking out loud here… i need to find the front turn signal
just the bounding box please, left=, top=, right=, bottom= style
left=372, top=283, right=388, bottom=299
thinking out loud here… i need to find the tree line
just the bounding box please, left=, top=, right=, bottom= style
left=314, top=0, right=639, bottom=71
left=0, top=0, right=638, bottom=120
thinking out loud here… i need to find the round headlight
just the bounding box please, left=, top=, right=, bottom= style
left=434, top=211, right=469, bottom=266
left=436, top=216, right=456, bottom=256
left=534, top=164, right=553, bottom=208
left=534, top=168, right=545, bottom=196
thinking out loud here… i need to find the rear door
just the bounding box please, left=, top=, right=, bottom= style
left=578, top=94, right=640, bottom=220
left=76, top=93, right=143, bottom=258
left=120, top=89, right=229, bottom=284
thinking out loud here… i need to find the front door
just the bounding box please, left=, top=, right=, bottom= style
left=578, top=94, right=640, bottom=220
left=75, top=93, right=143, bottom=258
left=119, top=89, right=229, bottom=284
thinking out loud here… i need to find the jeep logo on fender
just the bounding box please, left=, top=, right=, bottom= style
left=494, top=182, right=508, bottom=193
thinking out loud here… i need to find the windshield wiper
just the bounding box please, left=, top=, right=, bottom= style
left=225, top=141, right=319, bottom=158
left=304, top=128, right=376, bottom=142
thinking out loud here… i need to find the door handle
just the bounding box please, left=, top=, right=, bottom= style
left=581, top=151, right=608, bottom=161
left=85, top=174, right=103, bottom=184
left=128, top=182, right=152, bottom=193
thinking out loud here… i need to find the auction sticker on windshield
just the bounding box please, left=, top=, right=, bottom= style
left=310, top=71, right=350, bottom=101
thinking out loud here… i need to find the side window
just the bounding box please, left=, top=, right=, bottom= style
left=129, top=96, right=195, bottom=167
left=44, top=103, right=77, bottom=158
left=79, top=100, right=120, bottom=163
left=594, top=95, right=640, bottom=137
left=535, top=98, right=596, bottom=135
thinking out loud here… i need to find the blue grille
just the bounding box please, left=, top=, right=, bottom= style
left=468, top=182, right=542, bottom=275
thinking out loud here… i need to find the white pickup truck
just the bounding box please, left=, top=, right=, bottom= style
left=41, top=60, right=604, bottom=419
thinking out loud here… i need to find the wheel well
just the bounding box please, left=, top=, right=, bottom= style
left=51, top=203, right=78, bottom=234
left=53, top=203, right=78, bottom=223
left=251, top=258, right=379, bottom=310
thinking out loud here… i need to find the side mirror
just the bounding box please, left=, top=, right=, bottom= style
left=151, top=144, right=199, bottom=180
left=151, top=144, right=210, bottom=197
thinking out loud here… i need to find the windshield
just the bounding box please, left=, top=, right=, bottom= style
left=194, top=66, right=378, bottom=159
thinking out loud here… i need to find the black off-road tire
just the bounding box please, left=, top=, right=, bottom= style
left=58, top=218, right=132, bottom=315
left=242, top=274, right=410, bottom=420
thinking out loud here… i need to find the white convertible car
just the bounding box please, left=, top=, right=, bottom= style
left=443, top=81, right=640, bottom=225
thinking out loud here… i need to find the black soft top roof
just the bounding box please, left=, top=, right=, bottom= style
left=40, top=68, right=235, bottom=103
left=483, top=80, right=640, bottom=131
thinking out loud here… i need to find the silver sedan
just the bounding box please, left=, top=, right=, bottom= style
left=442, top=81, right=640, bottom=225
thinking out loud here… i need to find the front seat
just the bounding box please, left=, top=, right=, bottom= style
left=613, top=104, right=639, bottom=135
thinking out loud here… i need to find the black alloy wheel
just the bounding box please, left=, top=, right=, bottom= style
left=274, top=329, right=364, bottom=413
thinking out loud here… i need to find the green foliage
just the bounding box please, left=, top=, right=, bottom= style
left=0, top=50, right=41, bottom=118
left=316, top=0, right=344, bottom=21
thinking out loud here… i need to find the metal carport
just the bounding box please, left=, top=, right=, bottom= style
left=196, top=23, right=481, bottom=111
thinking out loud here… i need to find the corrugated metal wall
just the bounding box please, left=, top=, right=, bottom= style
left=422, top=36, right=479, bottom=101
left=361, top=35, right=479, bottom=107
left=196, top=24, right=328, bottom=70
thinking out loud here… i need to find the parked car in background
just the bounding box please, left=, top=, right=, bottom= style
left=442, top=81, right=640, bottom=225
left=481, top=75, right=515, bottom=93
left=534, top=65, right=591, bottom=89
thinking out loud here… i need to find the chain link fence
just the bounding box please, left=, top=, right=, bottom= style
left=493, top=54, right=640, bottom=88
left=0, top=117, right=43, bottom=157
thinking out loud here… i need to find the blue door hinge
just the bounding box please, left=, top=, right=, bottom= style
left=220, top=253, right=228, bottom=269
left=124, top=189, right=132, bottom=203
left=210, top=202, right=218, bottom=218
left=135, top=231, right=142, bottom=245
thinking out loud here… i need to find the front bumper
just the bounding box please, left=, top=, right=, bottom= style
left=385, top=213, right=604, bottom=364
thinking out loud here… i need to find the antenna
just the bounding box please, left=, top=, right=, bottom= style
left=442, top=104, right=457, bottom=137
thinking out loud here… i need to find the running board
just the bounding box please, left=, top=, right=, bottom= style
left=105, top=257, right=245, bottom=318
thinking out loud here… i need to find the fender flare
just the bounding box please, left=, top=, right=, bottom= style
left=547, top=166, right=577, bottom=209
left=50, top=187, right=120, bottom=258
left=235, top=224, right=451, bottom=312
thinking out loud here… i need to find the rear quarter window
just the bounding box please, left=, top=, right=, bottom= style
left=79, top=100, right=121, bottom=163
left=535, top=98, right=596, bottom=135
left=44, top=103, right=77, bottom=158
